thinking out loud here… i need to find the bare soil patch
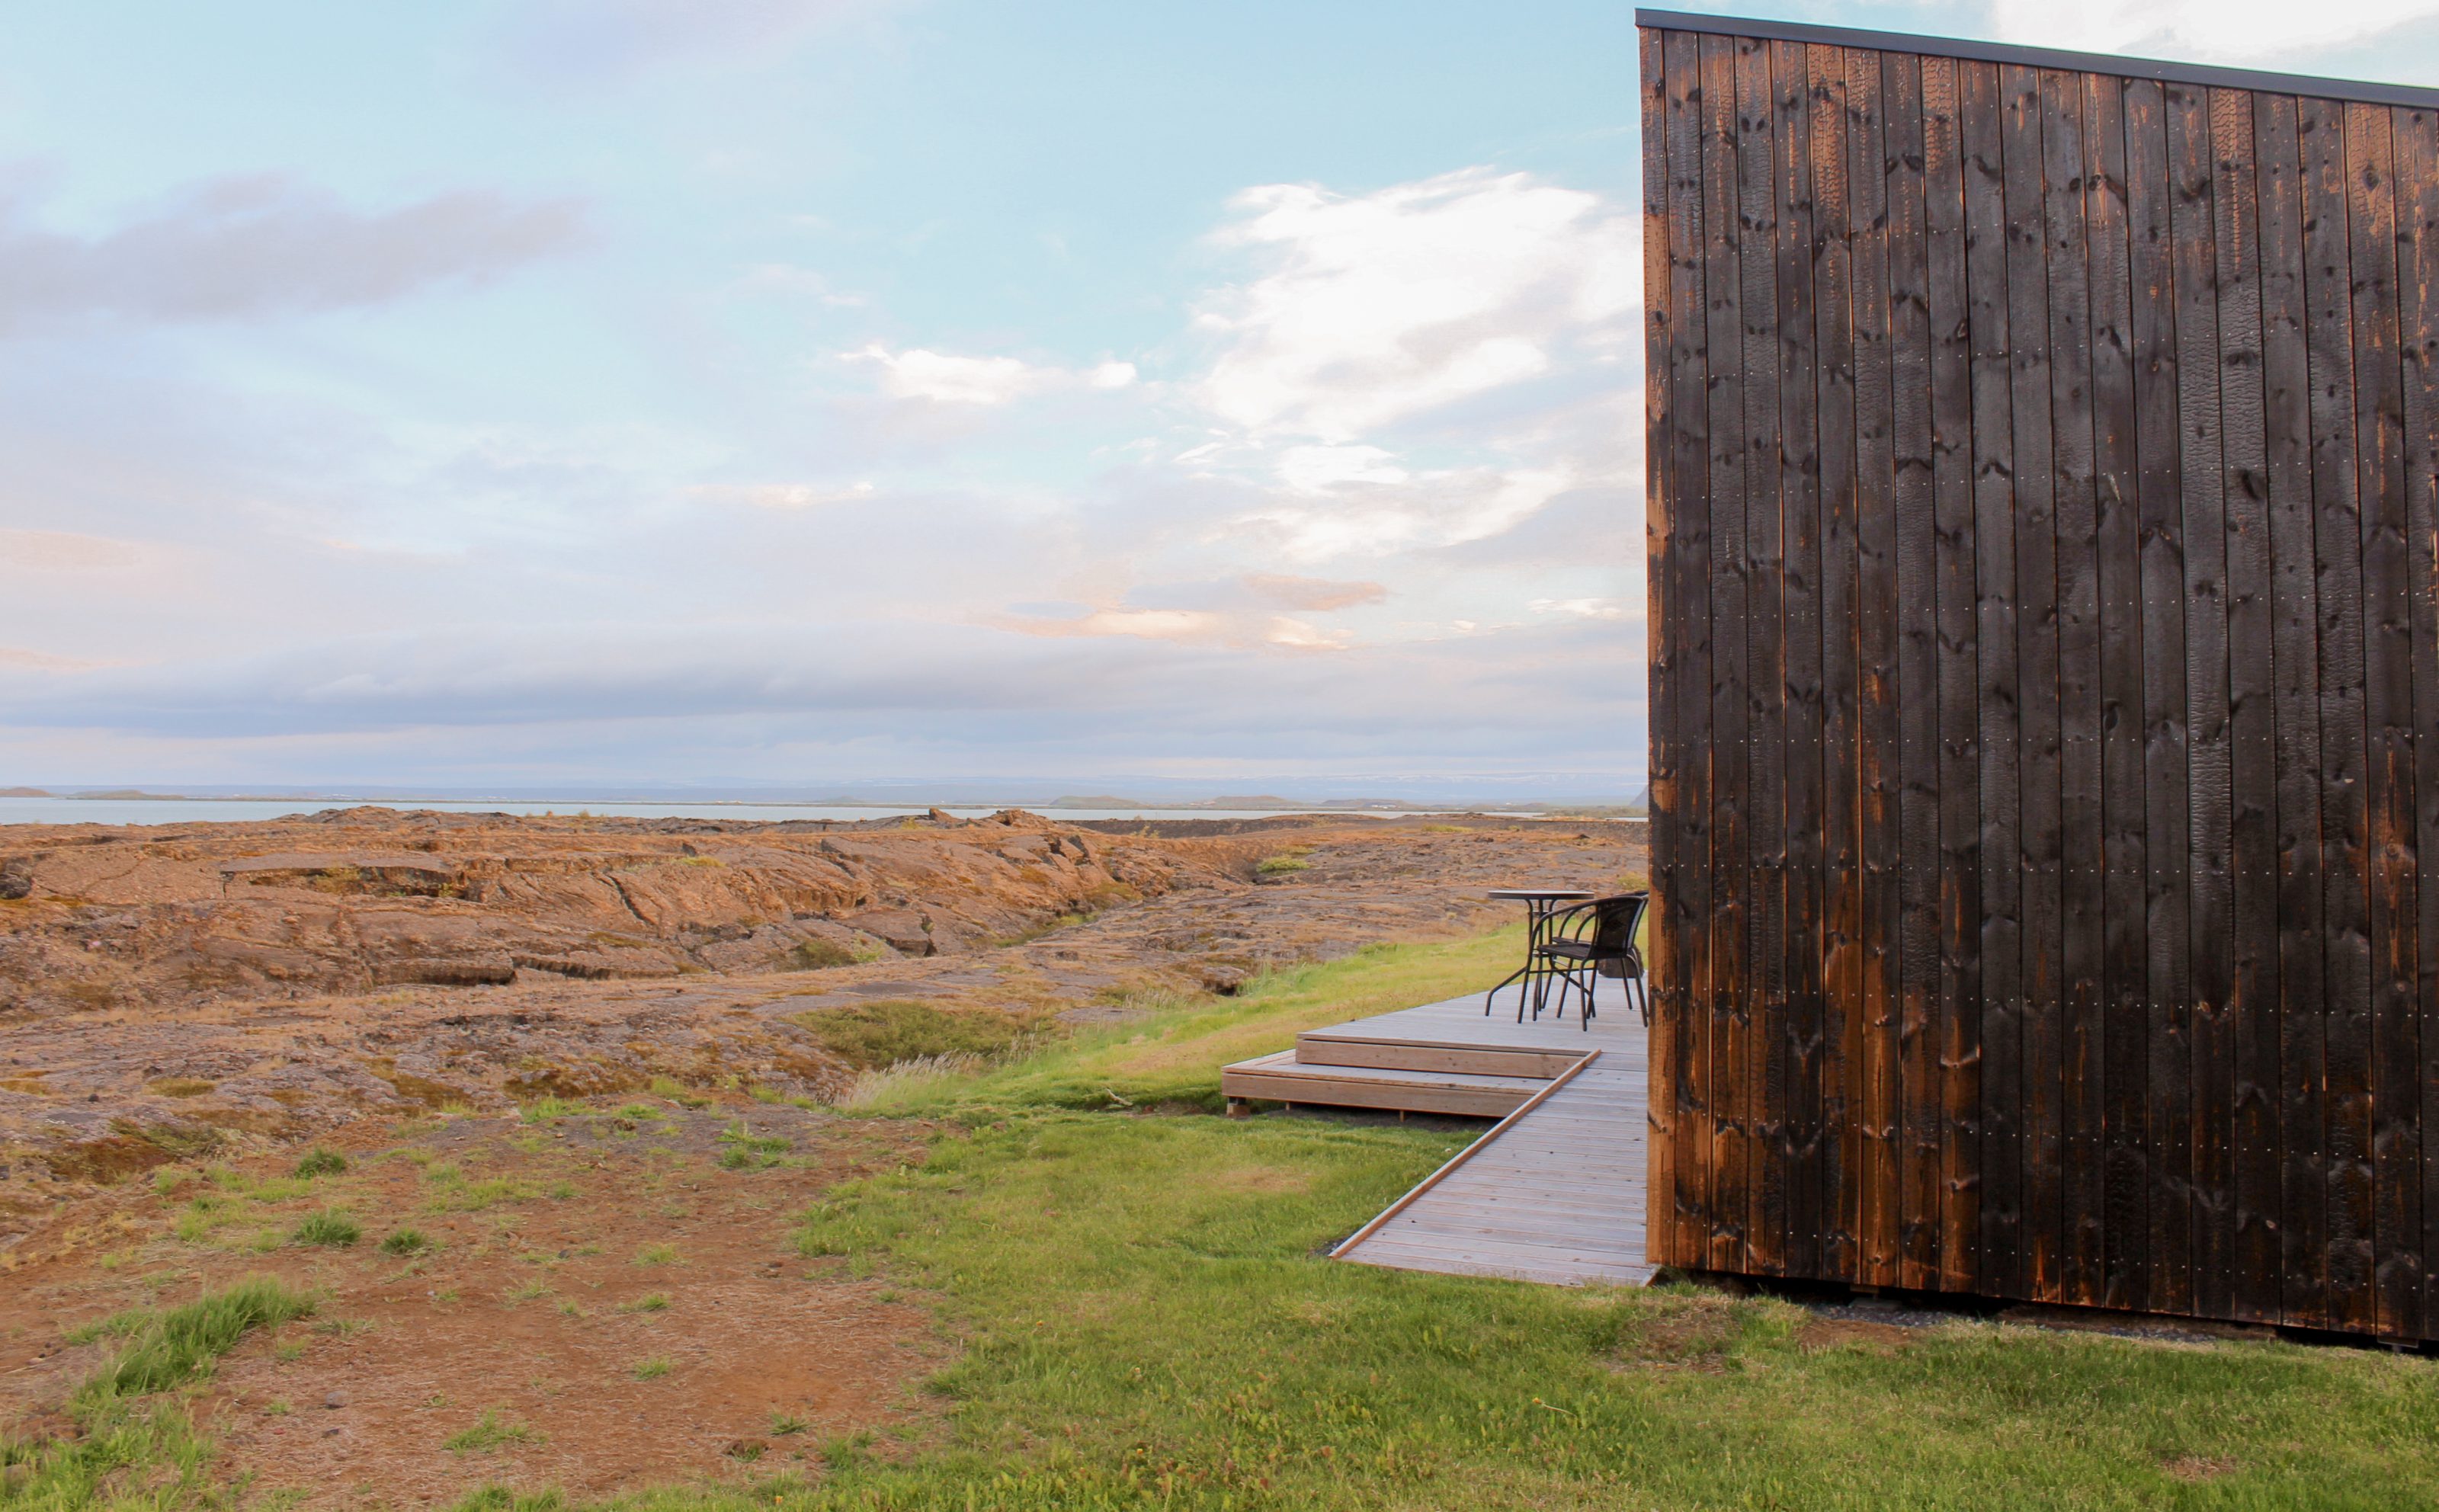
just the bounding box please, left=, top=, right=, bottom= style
left=0, top=1101, right=938, bottom=1505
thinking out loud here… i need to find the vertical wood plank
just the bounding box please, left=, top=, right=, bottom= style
left=2171, top=81, right=2239, bottom=1323
left=2085, top=71, right=2152, bottom=1312
left=1963, top=57, right=2025, bottom=1302
left=1886, top=50, right=1944, bottom=1292
left=2129, top=77, right=2197, bottom=1318
left=2395, top=103, right=2439, bottom=1337
left=1850, top=46, right=1905, bottom=1286
left=1809, top=46, right=1865, bottom=1284
left=2001, top=62, right=2062, bottom=1303
left=1736, top=34, right=1790, bottom=1277
left=1700, top=32, right=1755, bottom=1275
left=2210, top=86, right=2285, bottom=1326
left=1924, top=54, right=1982, bottom=1293
left=1662, top=29, right=1716, bottom=1270
left=2344, top=100, right=2423, bottom=1339
left=2303, top=92, right=2377, bottom=1334
left=1773, top=38, right=1828, bottom=1283
left=2256, top=91, right=2328, bottom=1328
left=1640, top=24, right=1681, bottom=1268
left=2046, top=69, right=2107, bottom=1306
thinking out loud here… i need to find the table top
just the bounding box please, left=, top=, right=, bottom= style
left=1486, top=887, right=1595, bottom=902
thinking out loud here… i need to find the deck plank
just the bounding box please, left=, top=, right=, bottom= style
left=1316, top=985, right=1654, bottom=1287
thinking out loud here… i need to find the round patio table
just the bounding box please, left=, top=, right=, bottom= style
left=1485, top=886, right=1594, bottom=1022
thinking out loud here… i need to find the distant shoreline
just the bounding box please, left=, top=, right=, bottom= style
left=0, top=790, right=1647, bottom=815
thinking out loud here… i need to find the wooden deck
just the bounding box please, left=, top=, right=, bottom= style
left=1220, top=981, right=1652, bottom=1287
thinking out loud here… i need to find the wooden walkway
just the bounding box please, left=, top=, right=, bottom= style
left=1221, top=981, right=1651, bottom=1287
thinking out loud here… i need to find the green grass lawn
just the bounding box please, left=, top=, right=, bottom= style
left=739, top=934, right=2439, bottom=1510
left=21, top=931, right=2439, bottom=1510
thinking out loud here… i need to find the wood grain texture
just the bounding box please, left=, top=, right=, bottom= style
left=2085, top=71, right=2150, bottom=1313
left=2129, top=75, right=2197, bottom=1318
left=2169, top=80, right=2236, bottom=1324
left=1643, top=21, right=2439, bottom=1341
left=2256, top=91, right=2329, bottom=1329
left=1773, top=37, right=1828, bottom=1282
left=2007, top=63, right=2066, bottom=1305
left=1641, top=24, right=1680, bottom=1267
left=2301, top=92, right=2375, bottom=1334
left=1809, top=44, right=1865, bottom=1285
left=1962, top=56, right=2024, bottom=1302
left=2209, top=85, right=2284, bottom=1327
left=1923, top=53, right=1982, bottom=1294
left=1661, top=27, right=1716, bottom=1270
left=1851, top=44, right=1904, bottom=1288
left=2396, top=103, right=2439, bottom=1336
left=2344, top=101, right=2422, bottom=1340
left=1886, top=50, right=1944, bottom=1293
left=2046, top=68, right=2106, bottom=1308
left=1736, top=34, right=1790, bottom=1277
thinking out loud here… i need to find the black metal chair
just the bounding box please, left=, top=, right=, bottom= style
left=1534, top=892, right=1649, bottom=1029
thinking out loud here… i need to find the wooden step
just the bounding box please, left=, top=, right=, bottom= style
left=1220, top=1050, right=1546, bottom=1118
left=1293, top=1033, right=1588, bottom=1078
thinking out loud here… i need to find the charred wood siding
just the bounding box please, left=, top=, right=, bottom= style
left=1642, top=18, right=2439, bottom=1339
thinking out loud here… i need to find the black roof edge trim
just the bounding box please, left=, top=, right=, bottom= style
left=1633, top=8, right=2439, bottom=111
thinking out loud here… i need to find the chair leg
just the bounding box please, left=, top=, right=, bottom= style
left=1484, top=963, right=1529, bottom=1017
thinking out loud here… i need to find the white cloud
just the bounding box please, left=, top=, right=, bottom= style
left=995, top=607, right=1225, bottom=645
left=685, top=480, right=875, bottom=510
left=1242, top=574, right=1387, bottom=612
left=1241, top=461, right=1578, bottom=562
left=1987, top=0, right=2439, bottom=59
left=1275, top=444, right=1408, bottom=495
left=1196, top=168, right=1636, bottom=443
left=1531, top=597, right=1626, bottom=621
left=844, top=344, right=1136, bottom=405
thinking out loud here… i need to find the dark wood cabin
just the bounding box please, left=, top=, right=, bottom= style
left=1639, top=8, right=2439, bottom=1340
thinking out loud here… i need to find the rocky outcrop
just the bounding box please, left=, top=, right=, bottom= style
left=0, top=806, right=1648, bottom=1245
left=0, top=806, right=1226, bottom=1014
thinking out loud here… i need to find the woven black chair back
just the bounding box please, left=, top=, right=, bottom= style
left=1587, top=892, right=1646, bottom=955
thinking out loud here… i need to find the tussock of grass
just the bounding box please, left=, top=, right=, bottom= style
left=293, top=1146, right=347, bottom=1178
left=1254, top=854, right=1312, bottom=875
left=649, top=1076, right=710, bottom=1109
left=288, top=1209, right=360, bottom=1248
left=380, top=1227, right=431, bottom=1256
left=790, top=999, right=1028, bottom=1072
left=617, top=1293, right=669, bottom=1313
left=445, top=1408, right=543, bottom=1453
left=782, top=938, right=863, bottom=970
left=716, top=1123, right=792, bottom=1171
left=631, top=1357, right=673, bottom=1381
left=76, top=1278, right=315, bottom=1405
left=633, top=1243, right=679, bottom=1267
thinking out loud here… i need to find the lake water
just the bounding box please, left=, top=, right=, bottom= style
left=0, top=797, right=1524, bottom=829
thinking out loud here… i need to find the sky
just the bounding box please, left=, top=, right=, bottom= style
left=7, top=2, right=2439, bottom=799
